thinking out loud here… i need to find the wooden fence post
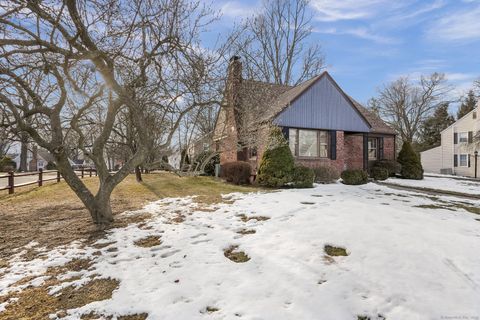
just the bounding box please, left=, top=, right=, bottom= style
left=89, top=169, right=92, bottom=177
left=57, top=170, right=61, bottom=182
left=81, top=168, right=84, bottom=178
left=95, top=169, right=97, bottom=177
left=38, top=168, right=43, bottom=187
left=8, top=171, right=14, bottom=194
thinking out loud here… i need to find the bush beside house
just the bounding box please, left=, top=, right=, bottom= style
left=341, top=169, right=368, bottom=185
left=313, top=166, right=340, bottom=184
left=370, top=167, right=389, bottom=181
left=220, top=161, right=252, bottom=185
left=371, top=159, right=400, bottom=177
left=398, top=141, right=423, bottom=180
left=0, top=157, right=16, bottom=172
left=257, top=127, right=314, bottom=188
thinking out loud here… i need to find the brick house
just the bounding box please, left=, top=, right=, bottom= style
left=213, top=56, right=396, bottom=173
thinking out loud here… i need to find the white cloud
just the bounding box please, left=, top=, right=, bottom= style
left=316, top=27, right=398, bottom=44
left=309, top=0, right=407, bottom=22
left=425, top=5, right=480, bottom=42
left=219, top=1, right=258, bottom=20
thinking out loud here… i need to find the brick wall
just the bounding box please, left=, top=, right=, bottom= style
left=295, top=131, right=345, bottom=172
left=383, top=135, right=395, bottom=160
left=344, top=133, right=364, bottom=170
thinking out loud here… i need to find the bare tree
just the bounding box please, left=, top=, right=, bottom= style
left=373, top=73, right=451, bottom=143
left=231, top=0, right=324, bottom=85
left=0, top=0, right=219, bottom=228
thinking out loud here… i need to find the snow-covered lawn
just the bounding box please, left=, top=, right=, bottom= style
left=385, top=176, right=480, bottom=195
left=1, top=183, right=480, bottom=319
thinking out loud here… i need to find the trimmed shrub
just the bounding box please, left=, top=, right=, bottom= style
left=257, top=127, right=295, bottom=187
left=313, top=165, right=340, bottom=184
left=220, top=161, right=252, bottom=185
left=398, top=141, right=423, bottom=180
left=370, top=167, right=389, bottom=181
left=341, top=169, right=368, bottom=185
left=0, top=157, right=16, bottom=172
left=371, top=159, right=400, bottom=177
left=291, top=165, right=315, bottom=188
left=46, top=161, right=56, bottom=170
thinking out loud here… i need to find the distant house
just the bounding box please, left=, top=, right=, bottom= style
left=421, top=106, right=479, bottom=177
left=12, top=147, right=54, bottom=171
left=213, top=56, right=396, bottom=172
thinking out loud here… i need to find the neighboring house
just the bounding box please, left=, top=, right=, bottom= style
left=12, top=147, right=54, bottom=171
left=213, top=56, right=396, bottom=172
left=187, top=133, right=213, bottom=161
left=421, top=106, right=479, bottom=177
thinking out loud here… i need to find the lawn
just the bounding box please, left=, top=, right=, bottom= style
left=1, top=179, right=479, bottom=319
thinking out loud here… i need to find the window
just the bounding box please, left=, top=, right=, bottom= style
left=458, top=132, right=468, bottom=143
left=299, top=130, right=318, bottom=157
left=459, top=154, right=468, bottom=167
left=368, top=138, right=378, bottom=160
left=288, top=128, right=329, bottom=158
left=203, top=143, right=210, bottom=151
left=473, top=112, right=477, bottom=119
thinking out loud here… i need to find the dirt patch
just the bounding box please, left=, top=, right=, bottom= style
left=0, top=278, right=119, bottom=320
left=134, top=236, right=162, bottom=248
left=324, top=245, right=348, bottom=257
left=300, top=201, right=315, bottom=205
left=238, top=214, right=270, bottom=222
left=236, top=229, right=256, bottom=235
left=357, top=315, right=386, bottom=320
left=224, top=245, right=250, bottom=263
left=46, top=258, right=93, bottom=275
left=80, top=312, right=148, bottom=320
left=415, top=203, right=480, bottom=215
left=202, top=306, right=219, bottom=314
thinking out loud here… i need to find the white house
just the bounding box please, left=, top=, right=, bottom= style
left=420, top=106, right=479, bottom=178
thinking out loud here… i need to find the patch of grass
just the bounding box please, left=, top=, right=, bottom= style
left=300, top=201, right=315, bottom=205
left=324, top=245, right=348, bottom=257
left=205, top=306, right=219, bottom=313
left=414, top=204, right=456, bottom=211
left=236, top=228, right=256, bottom=235
left=415, top=203, right=480, bottom=215
left=0, top=172, right=259, bottom=259
left=237, top=214, right=270, bottom=222
left=224, top=245, right=250, bottom=263
left=81, top=312, right=148, bottom=320
left=134, top=235, right=162, bottom=248
left=357, top=315, right=386, bottom=320
left=0, top=278, right=119, bottom=319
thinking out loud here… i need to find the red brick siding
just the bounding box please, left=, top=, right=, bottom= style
left=344, top=133, right=364, bottom=170
left=382, top=136, right=395, bottom=160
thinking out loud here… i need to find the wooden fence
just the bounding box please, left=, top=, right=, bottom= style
left=0, top=168, right=97, bottom=194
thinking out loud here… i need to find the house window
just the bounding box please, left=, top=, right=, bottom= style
left=459, top=154, right=468, bottom=167
left=288, top=128, right=329, bottom=158
left=458, top=132, right=468, bottom=143
left=203, top=143, right=209, bottom=151
left=368, top=138, right=378, bottom=160
left=473, top=112, right=477, bottom=119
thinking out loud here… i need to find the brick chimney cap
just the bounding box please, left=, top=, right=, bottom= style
left=230, top=56, right=241, bottom=62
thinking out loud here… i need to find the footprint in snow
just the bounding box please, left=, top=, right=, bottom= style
left=161, top=249, right=181, bottom=258
left=191, top=239, right=211, bottom=245
left=191, top=233, right=207, bottom=239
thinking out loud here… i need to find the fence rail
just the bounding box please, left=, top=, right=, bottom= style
left=0, top=168, right=97, bottom=194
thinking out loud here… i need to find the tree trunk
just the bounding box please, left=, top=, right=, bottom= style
left=89, top=193, right=114, bottom=228
left=19, top=137, right=28, bottom=172
left=135, top=165, right=143, bottom=182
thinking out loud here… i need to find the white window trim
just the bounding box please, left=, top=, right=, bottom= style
left=459, top=153, right=469, bottom=167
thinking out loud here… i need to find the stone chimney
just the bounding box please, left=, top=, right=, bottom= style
left=226, top=56, right=242, bottom=110
left=219, top=56, right=243, bottom=164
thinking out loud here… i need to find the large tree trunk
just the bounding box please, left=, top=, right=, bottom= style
left=19, top=135, right=28, bottom=172
left=135, top=165, right=142, bottom=182
left=89, top=192, right=114, bottom=227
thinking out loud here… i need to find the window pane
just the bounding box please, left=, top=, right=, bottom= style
left=459, top=132, right=468, bottom=143
left=289, top=129, right=297, bottom=156
left=459, top=154, right=468, bottom=166
left=368, top=138, right=377, bottom=160
left=299, top=130, right=318, bottom=157
left=319, top=131, right=328, bottom=144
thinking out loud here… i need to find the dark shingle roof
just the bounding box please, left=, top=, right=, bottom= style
left=348, top=97, right=396, bottom=135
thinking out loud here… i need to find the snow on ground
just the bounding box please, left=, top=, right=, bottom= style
left=385, top=176, right=480, bottom=195
left=1, top=183, right=480, bottom=319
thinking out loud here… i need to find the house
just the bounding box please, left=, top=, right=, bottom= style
left=213, top=56, right=396, bottom=172
left=421, top=106, right=479, bottom=177
left=12, top=146, right=54, bottom=171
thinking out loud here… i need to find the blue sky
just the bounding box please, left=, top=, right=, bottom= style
left=207, top=0, right=480, bottom=106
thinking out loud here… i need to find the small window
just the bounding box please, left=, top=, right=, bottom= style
left=368, top=138, right=378, bottom=160
left=459, top=154, right=468, bottom=167
left=473, top=112, right=477, bottom=119
left=203, top=143, right=209, bottom=151
left=458, top=132, right=468, bottom=143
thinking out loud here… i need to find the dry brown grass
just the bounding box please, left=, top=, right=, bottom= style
left=224, top=245, right=250, bottom=263
left=0, top=172, right=256, bottom=260
left=134, top=235, right=162, bottom=248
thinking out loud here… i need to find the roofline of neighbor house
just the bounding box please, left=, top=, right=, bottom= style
left=440, top=105, right=478, bottom=134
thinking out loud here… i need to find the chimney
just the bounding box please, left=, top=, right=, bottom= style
left=226, top=56, right=242, bottom=110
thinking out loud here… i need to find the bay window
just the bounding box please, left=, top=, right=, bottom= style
left=288, top=128, right=329, bottom=158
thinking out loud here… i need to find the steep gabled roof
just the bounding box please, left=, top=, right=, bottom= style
left=348, top=97, right=396, bottom=135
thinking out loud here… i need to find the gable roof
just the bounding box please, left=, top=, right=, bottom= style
left=215, top=70, right=396, bottom=136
